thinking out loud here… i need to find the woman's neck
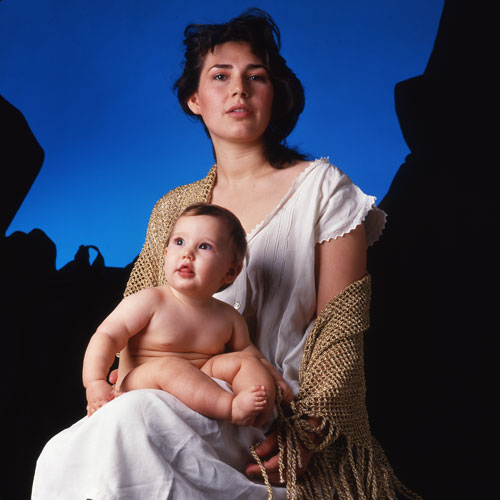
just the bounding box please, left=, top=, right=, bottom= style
left=212, top=140, right=273, bottom=186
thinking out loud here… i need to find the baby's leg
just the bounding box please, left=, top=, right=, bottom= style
left=120, top=357, right=234, bottom=421
left=203, top=352, right=276, bottom=427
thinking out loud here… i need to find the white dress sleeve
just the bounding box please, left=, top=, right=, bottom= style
left=314, top=160, right=386, bottom=247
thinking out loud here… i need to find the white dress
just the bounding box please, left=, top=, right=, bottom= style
left=32, top=158, right=385, bottom=500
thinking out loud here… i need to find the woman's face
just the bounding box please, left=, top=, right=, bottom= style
left=187, top=41, right=274, bottom=148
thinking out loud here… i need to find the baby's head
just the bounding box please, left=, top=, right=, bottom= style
left=177, top=203, right=247, bottom=264
left=165, top=203, right=247, bottom=295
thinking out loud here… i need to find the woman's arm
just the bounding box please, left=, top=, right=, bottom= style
left=315, top=223, right=366, bottom=314
left=246, top=223, right=367, bottom=483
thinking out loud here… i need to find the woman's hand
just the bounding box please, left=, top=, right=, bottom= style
left=245, top=428, right=313, bottom=484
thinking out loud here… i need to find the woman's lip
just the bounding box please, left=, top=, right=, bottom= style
left=227, top=105, right=252, bottom=114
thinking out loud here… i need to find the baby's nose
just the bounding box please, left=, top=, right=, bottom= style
left=183, top=248, right=194, bottom=260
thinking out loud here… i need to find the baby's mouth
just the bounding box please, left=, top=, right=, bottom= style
left=177, top=264, right=195, bottom=277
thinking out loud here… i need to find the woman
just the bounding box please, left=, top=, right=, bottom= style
left=33, top=9, right=413, bottom=500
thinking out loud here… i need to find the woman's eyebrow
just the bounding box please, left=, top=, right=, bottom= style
left=207, top=63, right=267, bottom=71
left=247, top=64, right=267, bottom=71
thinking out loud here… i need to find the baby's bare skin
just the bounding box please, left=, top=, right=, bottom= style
left=116, top=284, right=237, bottom=387
left=85, top=285, right=286, bottom=423
left=83, top=214, right=293, bottom=424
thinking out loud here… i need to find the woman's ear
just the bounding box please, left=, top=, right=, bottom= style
left=187, top=93, right=201, bottom=115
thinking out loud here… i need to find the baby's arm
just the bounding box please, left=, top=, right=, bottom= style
left=227, top=311, right=294, bottom=403
left=83, top=288, right=158, bottom=415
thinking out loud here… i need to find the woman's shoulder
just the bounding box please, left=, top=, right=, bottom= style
left=314, top=157, right=347, bottom=175
left=305, top=157, right=386, bottom=247
left=291, top=157, right=351, bottom=194
left=295, top=157, right=345, bottom=177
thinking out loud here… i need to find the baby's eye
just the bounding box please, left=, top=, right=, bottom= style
left=174, top=238, right=184, bottom=246
left=199, top=243, right=212, bottom=250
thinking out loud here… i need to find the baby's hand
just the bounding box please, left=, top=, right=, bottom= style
left=86, top=380, right=115, bottom=417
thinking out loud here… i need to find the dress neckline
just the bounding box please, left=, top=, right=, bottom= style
left=242, top=158, right=328, bottom=242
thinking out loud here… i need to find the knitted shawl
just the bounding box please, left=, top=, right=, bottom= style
left=124, top=167, right=420, bottom=500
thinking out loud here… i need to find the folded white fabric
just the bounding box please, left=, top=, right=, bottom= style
left=32, top=388, right=287, bottom=500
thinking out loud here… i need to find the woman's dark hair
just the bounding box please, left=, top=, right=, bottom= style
left=174, top=8, right=306, bottom=168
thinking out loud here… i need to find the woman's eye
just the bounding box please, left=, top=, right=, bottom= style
left=199, top=243, right=212, bottom=250
left=174, top=238, right=184, bottom=246
left=249, top=74, right=266, bottom=82
left=213, top=74, right=227, bottom=81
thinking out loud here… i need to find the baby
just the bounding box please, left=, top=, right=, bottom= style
left=83, top=203, right=292, bottom=426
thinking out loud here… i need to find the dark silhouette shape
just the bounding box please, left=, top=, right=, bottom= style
left=0, top=96, right=135, bottom=499
left=0, top=95, right=44, bottom=236
left=1, top=232, right=134, bottom=500
left=366, top=1, right=494, bottom=498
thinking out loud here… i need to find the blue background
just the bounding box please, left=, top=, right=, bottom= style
left=1, top=0, right=443, bottom=268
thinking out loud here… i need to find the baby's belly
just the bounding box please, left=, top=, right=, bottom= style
left=136, top=351, right=212, bottom=366
left=117, top=350, right=213, bottom=384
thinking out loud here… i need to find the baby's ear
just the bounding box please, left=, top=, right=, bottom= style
left=223, top=261, right=242, bottom=284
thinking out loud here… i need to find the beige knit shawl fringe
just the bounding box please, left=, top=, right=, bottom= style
left=251, top=274, right=421, bottom=500
left=124, top=167, right=420, bottom=500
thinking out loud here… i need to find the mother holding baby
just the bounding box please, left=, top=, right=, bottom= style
left=33, top=9, right=415, bottom=500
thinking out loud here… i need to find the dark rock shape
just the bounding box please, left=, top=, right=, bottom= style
left=366, top=1, right=494, bottom=498
left=0, top=95, right=136, bottom=499
left=0, top=94, right=44, bottom=235
left=1, top=230, right=134, bottom=500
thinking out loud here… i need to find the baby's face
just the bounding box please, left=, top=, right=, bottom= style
left=164, top=215, right=239, bottom=297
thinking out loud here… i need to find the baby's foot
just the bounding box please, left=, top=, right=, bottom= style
left=231, top=385, right=268, bottom=426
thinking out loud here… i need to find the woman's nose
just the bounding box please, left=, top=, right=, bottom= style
left=232, top=76, right=249, bottom=97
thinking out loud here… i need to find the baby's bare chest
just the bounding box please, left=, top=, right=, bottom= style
left=132, top=305, right=232, bottom=356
